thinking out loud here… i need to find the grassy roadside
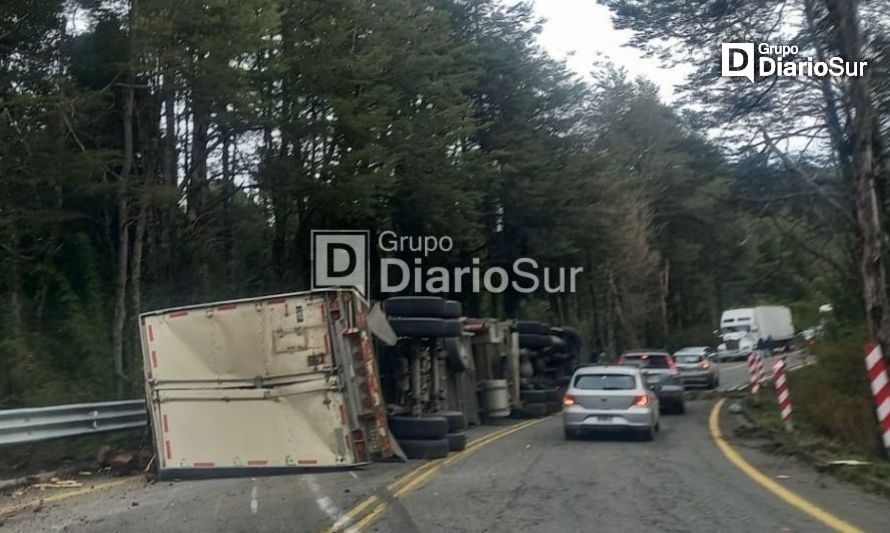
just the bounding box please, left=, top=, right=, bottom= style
left=742, top=364, right=890, bottom=497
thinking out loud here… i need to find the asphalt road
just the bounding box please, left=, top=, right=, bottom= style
left=2, top=352, right=886, bottom=532
left=369, top=402, right=888, bottom=532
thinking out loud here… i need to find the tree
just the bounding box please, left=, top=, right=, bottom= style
left=600, top=0, right=890, bottom=352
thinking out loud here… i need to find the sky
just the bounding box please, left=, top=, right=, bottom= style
left=529, top=0, right=691, bottom=101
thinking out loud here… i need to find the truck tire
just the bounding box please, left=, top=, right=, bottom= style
left=558, top=326, right=583, bottom=353
left=514, top=321, right=549, bottom=335
left=519, top=389, right=549, bottom=403
left=444, top=337, right=471, bottom=371
left=443, top=300, right=462, bottom=318
left=389, top=317, right=447, bottom=338
left=398, top=438, right=450, bottom=459
left=383, top=297, right=447, bottom=318
left=388, top=416, right=449, bottom=440
left=446, top=432, right=467, bottom=452
left=518, top=402, right=547, bottom=418
left=548, top=335, right=567, bottom=350
left=443, top=319, right=462, bottom=338
left=432, top=410, right=467, bottom=432
left=519, top=333, right=551, bottom=349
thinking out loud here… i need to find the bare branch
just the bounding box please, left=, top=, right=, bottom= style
left=760, top=128, right=856, bottom=226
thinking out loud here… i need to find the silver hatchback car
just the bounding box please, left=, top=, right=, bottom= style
left=562, top=365, right=660, bottom=441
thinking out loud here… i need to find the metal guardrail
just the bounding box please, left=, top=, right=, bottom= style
left=0, top=400, right=147, bottom=446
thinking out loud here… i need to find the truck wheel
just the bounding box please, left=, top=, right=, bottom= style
left=519, top=333, right=552, bottom=349
left=398, top=438, right=450, bottom=459
left=515, top=321, right=549, bottom=335
left=432, top=411, right=467, bottom=432
left=519, top=402, right=547, bottom=418
left=519, top=390, right=549, bottom=403
left=559, top=326, right=583, bottom=353
left=546, top=388, right=563, bottom=402
left=389, top=317, right=447, bottom=338
left=547, top=335, right=567, bottom=350
left=383, top=297, right=447, bottom=318
left=443, top=319, right=462, bottom=338
left=443, top=300, right=462, bottom=318
left=388, top=416, right=448, bottom=440
left=444, top=337, right=471, bottom=371
left=446, top=432, right=467, bottom=451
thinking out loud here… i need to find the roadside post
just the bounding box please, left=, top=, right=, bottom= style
left=773, top=359, right=794, bottom=433
left=863, top=343, right=890, bottom=452
left=746, top=352, right=765, bottom=395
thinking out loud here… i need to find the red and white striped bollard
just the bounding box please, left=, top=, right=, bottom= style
left=747, top=351, right=766, bottom=394
left=864, top=343, right=890, bottom=451
left=773, top=358, right=793, bottom=432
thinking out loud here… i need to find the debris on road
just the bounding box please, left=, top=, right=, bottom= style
left=33, top=478, right=82, bottom=489
left=827, top=460, right=871, bottom=467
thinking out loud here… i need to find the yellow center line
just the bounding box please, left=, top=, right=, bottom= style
left=708, top=398, right=863, bottom=533
left=325, top=416, right=552, bottom=532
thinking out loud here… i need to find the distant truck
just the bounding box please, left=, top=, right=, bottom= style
left=715, top=306, right=794, bottom=361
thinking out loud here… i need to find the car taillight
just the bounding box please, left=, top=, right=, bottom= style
left=668, top=356, right=679, bottom=376
left=632, top=394, right=650, bottom=407
left=700, top=361, right=711, bottom=370
left=563, top=394, right=576, bottom=406
left=617, top=356, right=625, bottom=365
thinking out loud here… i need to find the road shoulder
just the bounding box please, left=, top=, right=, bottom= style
left=714, top=398, right=889, bottom=533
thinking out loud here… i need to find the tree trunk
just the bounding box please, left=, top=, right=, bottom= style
left=660, top=260, right=670, bottom=338
left=826, top=0, right=890, bottom=353
left=112, top=80, right=135, bottom=398
left=222, top=131, right=235, bottom=288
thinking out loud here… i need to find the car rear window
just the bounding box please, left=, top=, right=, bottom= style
left=675, top=354, right=702, bottom=363
left=574, top=374, right=637, bottom=390
left=622, top=355, right=670, bottom=368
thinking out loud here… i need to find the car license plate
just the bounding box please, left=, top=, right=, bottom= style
left=596, top=415, right=611, bottom=422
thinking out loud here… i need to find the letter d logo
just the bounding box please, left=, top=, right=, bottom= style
left=311, top=230, right=370, bottom=295
left=721, top=43, right=755, bottom=82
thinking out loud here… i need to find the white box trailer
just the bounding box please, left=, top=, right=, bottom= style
left=718, top=306, right=794, bottom=358
left=139, top=289, right=394, bottom=478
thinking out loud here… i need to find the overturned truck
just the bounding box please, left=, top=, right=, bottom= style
left=139, top=291, right=584, bottom=472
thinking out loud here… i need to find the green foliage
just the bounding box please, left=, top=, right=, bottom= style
left=1, top=0, right=884, bottom=408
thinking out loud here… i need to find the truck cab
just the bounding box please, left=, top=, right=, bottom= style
left=715, top=306, right=794, bottom=361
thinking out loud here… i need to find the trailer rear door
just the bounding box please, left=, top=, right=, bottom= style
left=140, top=291, right=366, bottom=476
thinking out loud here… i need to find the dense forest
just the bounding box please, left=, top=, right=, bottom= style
left=0, top=0, right=887, bottom=407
